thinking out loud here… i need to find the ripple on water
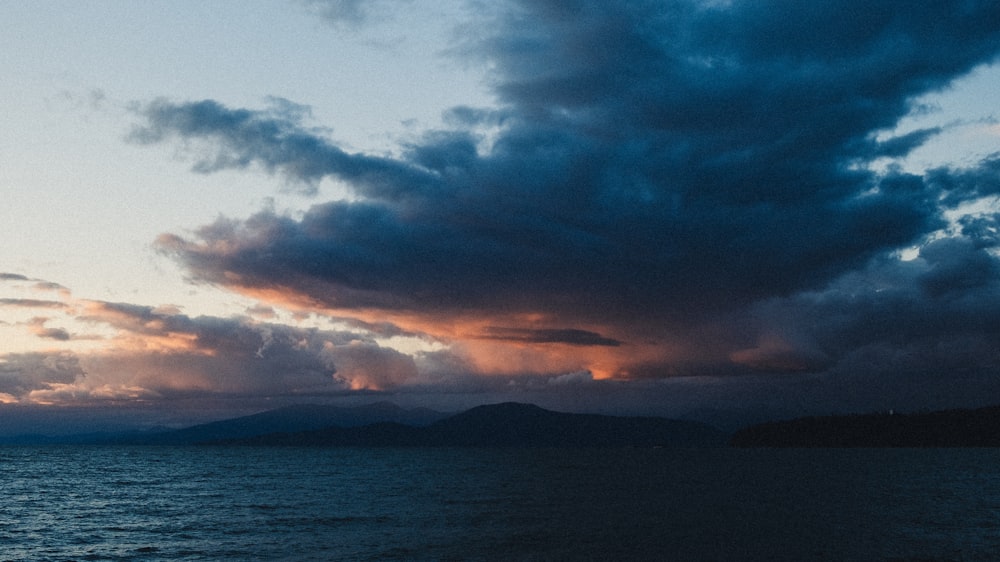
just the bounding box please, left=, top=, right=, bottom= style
left=4, top=446, right=1000, bottom=560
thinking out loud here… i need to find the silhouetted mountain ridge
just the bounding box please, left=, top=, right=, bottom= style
left=731, top=405, right=1000, bottom=447
left=218, top=402, right=727, bottom=447
left=130, top=401, right=448, bottom=445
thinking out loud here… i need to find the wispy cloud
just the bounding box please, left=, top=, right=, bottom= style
left=0, top=298, right=68, bottom=309
left=26, top=317, right=72, bottom=341
left=129, top=97, right=436, bottom=196
left=298, top=0, right=414, bottom=29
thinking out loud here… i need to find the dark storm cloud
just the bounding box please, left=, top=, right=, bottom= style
left=869, top=128, right=942, bottom=159
left=136, top=1, right=1000, bottom=385
left=477, top=327, right=622, bottom=347
left=725, top=233, right=1000, bottom=383
left=932, top=155, right=1000, bottom=206
left=844, top=240, right=999, bottom=349
left=130, top=97, right=438, bottom=197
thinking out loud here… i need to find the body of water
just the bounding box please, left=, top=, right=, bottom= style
left=2, top=446, right=1000, bottom=560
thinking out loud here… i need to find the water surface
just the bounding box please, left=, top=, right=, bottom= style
left=2, top=446, right=999, bottom=560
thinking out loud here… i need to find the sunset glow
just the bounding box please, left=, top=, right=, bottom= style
left=3, top=1, right=1000, bottom=430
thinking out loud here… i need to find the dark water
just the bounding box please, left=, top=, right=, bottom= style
left=2, top=446, right=1000, bottom=561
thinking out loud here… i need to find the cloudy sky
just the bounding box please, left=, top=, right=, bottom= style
left=3, top=0, right=1000, bottom=432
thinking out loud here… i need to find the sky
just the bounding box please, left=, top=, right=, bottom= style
left=3, top=0, right=1000, bottom=433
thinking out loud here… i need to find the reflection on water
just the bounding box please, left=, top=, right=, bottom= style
left=2, top=446, right=999, bottom=560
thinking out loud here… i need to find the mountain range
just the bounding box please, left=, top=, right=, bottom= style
left=212, top=402, right=728, bottom=448
left=730, top=405, right=1000, bottom=447
left=9, top=400, right=1000, bottom=447
left=138, top=401, right=448, bottom=445
left=0, top=402, right=727, bottom=447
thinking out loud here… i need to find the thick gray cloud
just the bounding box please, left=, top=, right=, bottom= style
left=744, top=237, right=1000, bottom=363
left=133, top=1, right=1000, bottom=398
left=0, top=299, right=466, bottom=405
left=76, top=301, right=432, bottom=395
left=0, top=352, right=84, bottom=399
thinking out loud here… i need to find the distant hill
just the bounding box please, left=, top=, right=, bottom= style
left=730, top=405, right=1000, bottom=447
left=126, top=402, right=449, bottom=445
left=216, top=402, right=727, bottom=448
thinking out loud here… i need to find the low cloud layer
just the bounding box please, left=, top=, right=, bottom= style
left=0, top=278, right=469, bottom=407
